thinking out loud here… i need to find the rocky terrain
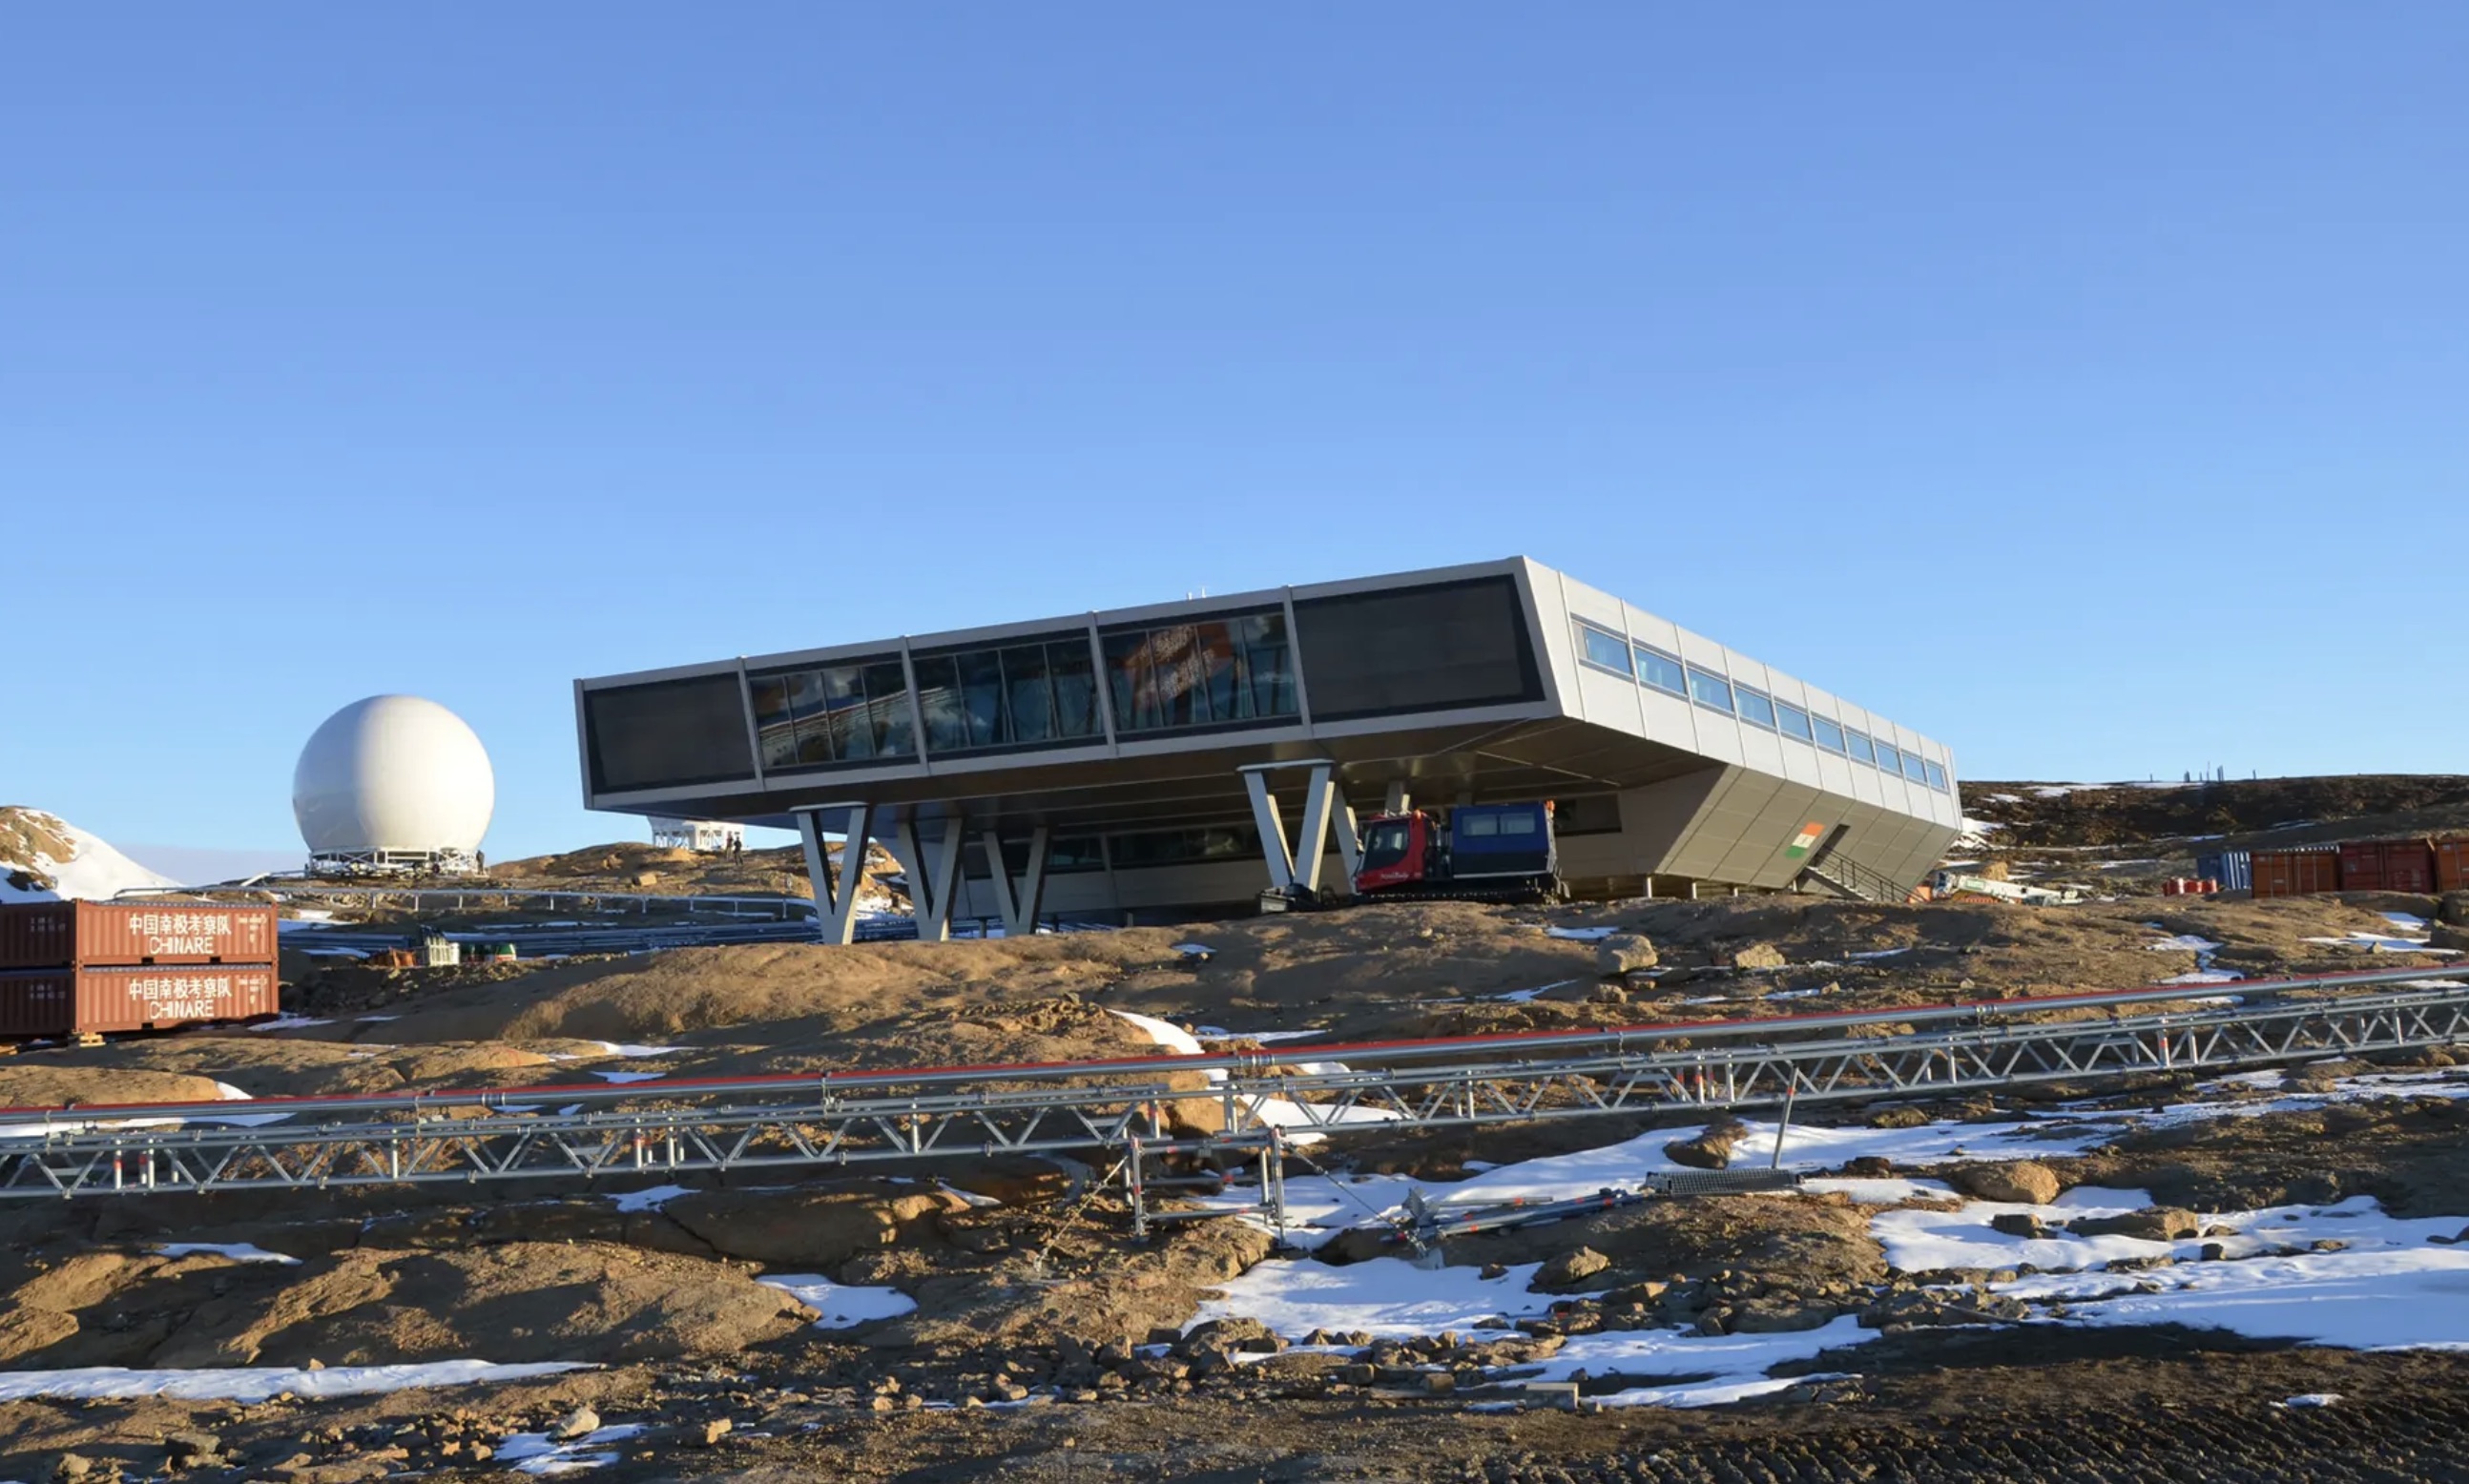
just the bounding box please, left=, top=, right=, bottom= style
left=7, top=787, right=2469, bottom=1479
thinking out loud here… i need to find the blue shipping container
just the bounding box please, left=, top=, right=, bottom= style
left=2195, top=851, right=2252, bottom=892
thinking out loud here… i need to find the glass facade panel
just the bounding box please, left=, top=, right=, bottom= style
left=1102, top=608, right=1297, bottom=735
left=1005, top=647, right=1054, bottom=744
left=1776, top=702, right=1814, bottom=742
left=1812, top=714, right=1847, bottom=753
left=1875, top=740, right=1904, bottom=776
left=1290, top=577, right=1542, bottom=721
left=1576, top=622, right=1633, bottom=676
left=1050, top=641, right=1098, bottom=739
left=956, top=649, right=1004, bottom=747
left=1900, top=750, right=1930, bottom=783
left=1686, top=667, right=1735, bottom=713
left=914, top=635, right=1109, bottom=757
left=1846, top=730, right=1876, bottom=765
left=1736, top=688, right=1778, bottom=729
left=1924, top=760, right=1950, bottom=792
left=1634, top=646, right=1688, bottom=696
left=749, top=654, right=916, bottom=772
left=1108, top=823, right=1262, bottom=869
left=585, top=674, right=756, bottom=794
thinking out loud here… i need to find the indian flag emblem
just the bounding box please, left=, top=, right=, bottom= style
left=1784, top=821, right=1825, bottom=859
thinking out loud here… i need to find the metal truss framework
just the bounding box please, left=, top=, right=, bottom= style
left=2, top=968, right=2462, bottom=1201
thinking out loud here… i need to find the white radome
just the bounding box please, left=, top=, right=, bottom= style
left=292, top=695, right=496, bottom=856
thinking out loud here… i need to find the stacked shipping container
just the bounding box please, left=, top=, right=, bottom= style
left=2249, top=845, right=2342, bottom=898
left=0, top=901, right=280, bottom=1037
left=2215, top=836, right=2467, bottom=898
left=2337, top=839, right=2438, bottom=895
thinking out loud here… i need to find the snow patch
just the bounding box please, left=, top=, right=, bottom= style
left=1108, top=1010, right=1206, bottom=1057
left=156, top=1243, right=300, bottom=1266
left=498, top=1424, right=645, bottom=1475
left=757, top=1273, right=919, bottom=1329
left=607, top=1185, right=692, bottom=1213
left=2305, top=933, right=2458, bottom=955
left=246, top=1016, right=334, bottom=1033
left=1194, top=1257, right=1551, bottom=1339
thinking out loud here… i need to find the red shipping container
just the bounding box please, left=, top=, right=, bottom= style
left=0, top=901, right=279, bottom=970
left=2338, top=839, right=2438, bottom=895
left=0, top=963, right=279, bottom=1038
left=2437, top=840, right=2469, bottom=894
left=2251, top=847, right=2342, bottom=897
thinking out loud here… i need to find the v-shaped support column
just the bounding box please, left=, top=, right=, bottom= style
left=794, top=803, right=877, bottom=945
left=1242, top=761, right=1359, bottom=899
left=887, top=814, right=966, bottom=942
left=981, top=825, right=1050, bottom=938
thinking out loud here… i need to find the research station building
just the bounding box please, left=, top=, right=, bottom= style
left=573, top=558, right=1961, bottom=939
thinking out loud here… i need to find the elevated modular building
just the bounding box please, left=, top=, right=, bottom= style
left=573, top=558, right=1961, bottom=940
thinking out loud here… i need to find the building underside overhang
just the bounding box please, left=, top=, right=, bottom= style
left=671, top=716, right=1718, bottom=839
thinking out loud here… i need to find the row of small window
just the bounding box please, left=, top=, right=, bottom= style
left=749, top=613, right=1301, bottom=772
left=1575, top=622, right=1951, bottom=793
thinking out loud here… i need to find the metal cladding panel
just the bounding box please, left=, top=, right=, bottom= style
left=1668, top=768, right=1784, bottom=878
left=1622, top=607, right=1684, bottom=655
left=1724, top=653, right=1775, bottom=698
left=1576, top=668, right=1647, bottom=736
left=1691, top=712, right=1746, bottom=767
left=1893, top=825, right=1961, bottom=890
left=0, top=964, right=279, bottom=1037
left=1558, top=827, right=1647, bottom=880
left=1675, top=630, right=1730, bottom=670
left=1615, top=772, right=1732, bottom=873
left=1712, top=782, right=1827, bottom=886
left=1846, top=766, right=1885, bottom=808
left=1776, top=737, right=1821, bottom=789
left=1737, top=725, right=1787, bottom=777
left=1815, top=751, right=1856, bottom=795
left=0, top=902, right=280, bottom=970
left=1525, top=573, right=1587, bottom=722
left=1639, top=690, right=1700, bottom=752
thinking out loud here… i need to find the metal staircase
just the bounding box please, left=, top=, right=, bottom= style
left=1798, top=853, right=1911, bottom=904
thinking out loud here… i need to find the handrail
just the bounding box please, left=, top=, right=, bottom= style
left=1, top=963, right=2451, bottom=1125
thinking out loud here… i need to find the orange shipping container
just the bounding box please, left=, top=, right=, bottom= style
left=0, top=963, right=279, bottom=1038
left=2437, top=840, right=2469, bottom=894
left=2338, top=839, right=2437, bottom=895
left=0, top=901, right=279, bottom=970
left=2251, top=847, right=2341, bottom=897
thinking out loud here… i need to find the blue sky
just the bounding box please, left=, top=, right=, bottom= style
left=4, top=5, right=2463, bottom=867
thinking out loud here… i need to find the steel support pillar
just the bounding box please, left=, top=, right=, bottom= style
left=795, top=803, right=877, bottom=945
left=982, top=825, right=1050, bottom=938
left=1383, top=782, right=1411, bottom=816
left=1242, top=761, right=1359, bottom=898
left=888, top=814, right=966, bottom=942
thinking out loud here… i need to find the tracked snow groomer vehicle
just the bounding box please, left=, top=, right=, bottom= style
left=1350, top=800, right=1564, bottom=904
